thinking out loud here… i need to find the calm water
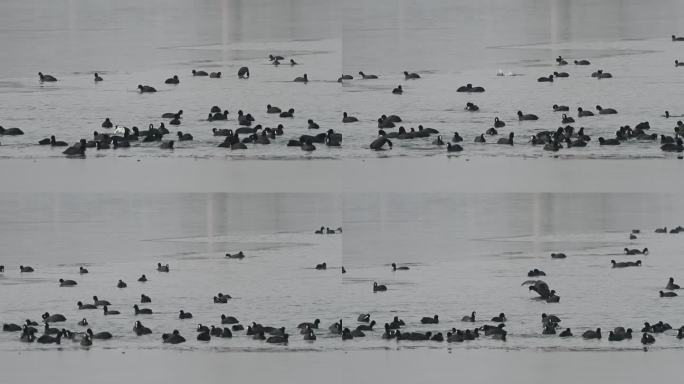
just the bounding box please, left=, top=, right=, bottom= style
left=1, top=0, right=684, bottom=160
left=0, top=193, right=343, bottom=352
left=342, top=193, right=684, bottom=351
left=2, top=193, right=684, bottom=353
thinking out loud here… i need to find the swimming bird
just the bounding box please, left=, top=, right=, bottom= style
left=493, top=117, right=505, bottom=128
left=392, top=85, right=403, bottom=94
left=279, top=108, right=295, bottom=118
left=624, top=248, right=648, bottom=255
left=574, top=59, right=591, bottom=65
left=133, top=321, right=152, bottom=335
left=303, top=329, right=316, bottom=341
left=86, top=328, right=112, bottom=340
left=214, top=293, right=231, bottom=303
left=527, top=280, right=553, bottom=299
left=666, top=277, right=680, bottom=290
left=660, top=137, right=683, bottom=152
left=117, top=280, right=127, bottom=288
left=553, top=71, right=569, bottom=78
left=238, top=67, right=250, bottom=78
left=266, top=104, right=282, bottom=114
left=301, top=139, right=316, bottom=151
left=62, top=139, right=87, bottom=157
left=596, top=105, right=617, bottom=114
left=197, top=331, right=211, bottom=341
left=537, top=75, right=553, bottom=82
left=138, top=274, right=147, bottom=282
left=2, top=323, right=22, bottom=332
left=462, top=311, right=476, bottom=322
left=497, top=132, right=514, bottom=145
left=0, top=126, right=22, bottom=135
left=491, top=313, right=507, bottom=322
left=404, top=71, right=420, bottom=79
left=177, top=131, right=194, bottom=141
left=672, top=35, right=684, bottom=41
left=655, top=227, right=667, bottom=233
left=179, top=310, right=193, bottom=319
left=676, top=60, right=684, bottom=67
left=133, top=305, right=153, bottom=315
left=562, top=114, right=575, bottom=124
left=79, top=266, right=88, bottom=274
left=59, top=279, right=77, bottom=287
left=611, top=259, right=641, bottom=268
left=556, top=56, right=568, bottom=65
left=160, top=140, right=174, bottom=149
left=315, top=262, right=327, bottom=270
left=447, top=142, right=463, bottom=152
left=559, top=328, right=572, bottom=337
left=38, top=72, right=57, bottom=82
left=293, top=74, right=308, bottom=83
left=359, top=71, right=378, bottom=79
left=208, top=110, right=229, bottom=121
left=370, top=131, right=392, bottom=150
left=338, top=74, right=353, bottom=82
left=226, top=251, right=245, bottom=259
left=641, top=333, right=655, bottom=345
left=165, top=75, right=179, bottom=84
left=157, top=263, right=170, bottom=272
left=101, top=118, right=113, bottom=128
left=192, top=70, right=208, bottom=76
left=594, top=70, right=613, bottom=79
left=456, top=84, right=485, bottom=92
left=373, top=282, right=387, bottom=292
left=660, top=291, right=677, bottom=297
left=92, top=296, right=110, bottom=306
left=528, top=269, right=546, bottom=277
left=138, top=85, right=156, bottom=93
left=433, top=135, right=445, bottom=145
left=298, top=319, right=320, bottom=329
left=475, top=134, right=486, bottom=143
left=209, top=72, right=221, bottom=78
left=342, top=112, right=358, bottom=123
left=517, top=111, right=538, bottom=121
left=266, top=333, right=289, bottom=344
left=37, top=332, right=61, bottom=344
left=162, top=330, right=186, bottom=344
left=582, top=328, right=601, bottom=339
left=465, top=102, right=479, bottom=111
left=141, top=294, right=151, bottom=303
left=103, top=306, right=120, bottom=316
left=391, top=263, right=409, bottom=271
left=20, top=265, right=35, bottom=272
left=598, top=137, right=620, bottom=145
left=553, top=104, right=569, bottom=112
left=421, top=315, right=439, bottom=324
left=577, top=107, right=594, bottom=117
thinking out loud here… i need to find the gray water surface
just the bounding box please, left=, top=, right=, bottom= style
left=1, top=0, right=684, bottom=160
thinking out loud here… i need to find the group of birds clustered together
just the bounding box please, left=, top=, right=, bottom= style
left=2, top=224, right=683, bottom=349
left=1, top=35, right=684, bottom=155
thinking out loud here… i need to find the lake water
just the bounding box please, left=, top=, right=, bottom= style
left=1, top=0, right=684, bottom=160
left=2, top=1, right=684, bottom=383
left=2, top=192, right=683, bottom=354
left=0, top=193, right=343, bottom=352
